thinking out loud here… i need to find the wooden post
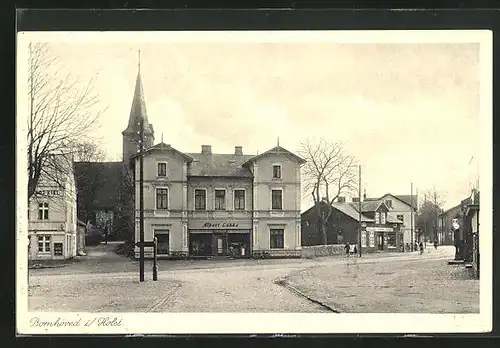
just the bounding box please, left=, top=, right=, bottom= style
left=153, top=237, right=158, bottom=281
left=139, top=116, right=145, bottom=282
left=358, top=165, right=362, bottom=257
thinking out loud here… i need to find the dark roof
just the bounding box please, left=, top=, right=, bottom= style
left=122, top=69, right=154, bottom=135
left=186, top=152, right=254, bottom=178
left=440, top=203, right=461, bottom=217
left=74, top=161, right=124, bottom=209
left=242, top=145, right=306, bottom=166
left=331, top=202, right=373, bottom=222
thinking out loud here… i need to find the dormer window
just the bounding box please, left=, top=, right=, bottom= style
left=157, top=162, right=167, bottom=177
left=385, top=199, right=392, bottom=209
left=272, top=164, right=282, bottom=179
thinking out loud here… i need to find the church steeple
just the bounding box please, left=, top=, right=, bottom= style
left=122, top=51, right=155, bottom=163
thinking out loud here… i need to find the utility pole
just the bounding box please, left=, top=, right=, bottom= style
left=358, top=165, right=362, bottom=257
left=410, top=182, right=414, bottom=252
left=138, top=116, right=145, bottom=282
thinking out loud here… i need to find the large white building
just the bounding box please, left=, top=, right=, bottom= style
left=28, top=154, right=80, bottom=260
left=125, top=66, right=306, bottom=259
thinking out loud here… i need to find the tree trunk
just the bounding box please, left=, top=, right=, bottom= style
left=320, top=218, right=328, bottom=245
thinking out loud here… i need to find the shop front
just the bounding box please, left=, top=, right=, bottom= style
left=188, top=220, right=252, bottom=258
left=366, top=226, right=401, bottom=252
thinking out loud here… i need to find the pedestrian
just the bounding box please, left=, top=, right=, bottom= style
left=434, top=239, right=438, bottom=250
left=405, top=243, right=410, bottom=252
left=344, top=242, right=350, bottom=257
left=353, top=245, right=358, bottom=255
left=419, top=242, right=424, bottom=255
left=414, top=242, right=418, bottom=252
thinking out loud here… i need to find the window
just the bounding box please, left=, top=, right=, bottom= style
left=375, top=212, right=380, bottom=224
left=270, top=229, right=284, bottom=249
left=38, top=202, right=49, bottom=220
left=272, top=165, right=282, bottom=179
left=155, top=231, right=170, bottom=255
left=234, top=189, right=245, bottom=210
left=37, top=235, right=51, bottom=253
left=215, top=189, right=226, bottom=210
left=54, top=243, right=63, bottom=256
left=381, top=212, right=386, bottom=224
left=385, top=200, right=393, bottom=209
left=195, top=189, right=206, bottom=210
left=397, top=214, right=404, bottom=223
left=271, top=189, right=283, bottom=210
left=157, top=162, right=167, bottom=177
left=156, top=188, right=169, bottom=210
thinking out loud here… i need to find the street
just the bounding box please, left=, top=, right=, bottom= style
left=28, top=243, right=479, bottom=313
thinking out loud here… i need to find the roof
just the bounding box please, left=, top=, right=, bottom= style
left=440, top=203, right=461, bottom=217
left=387, top=213, right=404, bottom=224
left=378, top=193, right=418, bottom=210
left=242, top=145, right=306, bottom=166
left=331, top=202, right=373, bottom=222
left=122, top=69, right=153, bottom=135
left=350, top=200, right=388, bottom=213
left=186, top=152, right=254, bottom=178
left=74, top=161, right=124, bottom=209
left=132, top=142, right=194, bottom=162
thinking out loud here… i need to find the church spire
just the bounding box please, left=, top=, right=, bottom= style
left=124, top=50, right=150, bottom=133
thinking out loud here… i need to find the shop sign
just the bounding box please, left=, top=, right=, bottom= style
left=203, top=222, right=239, bottom=228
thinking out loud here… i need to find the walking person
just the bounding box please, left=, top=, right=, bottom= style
left=434, top=239, right=438, bottom=250
left=419, top=241, right=424, bottom=255
left=344, top=242, right=350, bottom=258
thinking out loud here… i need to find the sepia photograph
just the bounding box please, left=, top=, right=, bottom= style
left=16, top=30, right=492, bottom=334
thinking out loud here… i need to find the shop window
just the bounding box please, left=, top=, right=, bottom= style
left=54, top=243, right=63, bottom=256
left=271, top=189, right=283, bottom=210
left=215, top=189, right=226, bottom=210
left=270, top=229, right=284, bottom=249
left=272, top=165, right=282, bottom=179
left=156, top=188, right=169, bottom=210
left=38, top=202, right=49, bottom=220
left=157, top=162, right=167, bottom=177
left=195, top=189, right=206, bottom=210
left=38, top=235, right=51, bottom=253
left=234, top=189, right=245, bottom=210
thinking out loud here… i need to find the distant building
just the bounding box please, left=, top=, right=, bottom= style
left=438, top=204, right=461, bottom=245
left=28, top=154, right=78, bottom=260
left=301, top=198, right=404, bottom=252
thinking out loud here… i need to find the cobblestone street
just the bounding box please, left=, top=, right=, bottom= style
left=27, top=244, right=478, bottom=313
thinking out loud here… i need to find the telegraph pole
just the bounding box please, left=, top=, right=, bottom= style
left=410, top=183, right=414, bottom=252
left=139, top=116, right=145, bottom=282
left=358, top=165, right=362, bottom=257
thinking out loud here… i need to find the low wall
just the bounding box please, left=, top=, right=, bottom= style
left=300, top=244, right=386, bottom=258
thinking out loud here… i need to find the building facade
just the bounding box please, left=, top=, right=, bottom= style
left=131, top=143, right=305, bottom=258
left=301, top=199, right=403, bottom=252
left=438, top=204, right=461, bottom=245
left=28, top=154, right=78, bottom=261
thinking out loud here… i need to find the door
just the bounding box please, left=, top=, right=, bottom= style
left=377, top=233, right=384, bottom=251
left=217, top=237, right=224, bottom=255
left=156, top=233, right=170, bottom=255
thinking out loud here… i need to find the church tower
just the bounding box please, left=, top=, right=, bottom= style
left=122, top=51, right=155, bottom=164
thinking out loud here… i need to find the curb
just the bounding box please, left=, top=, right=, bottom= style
left=274, top=279, right=340, bottom=313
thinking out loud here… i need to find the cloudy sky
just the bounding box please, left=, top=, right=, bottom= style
left=19, top=32, right=487, bottom=211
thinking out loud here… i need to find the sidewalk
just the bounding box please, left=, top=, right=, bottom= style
left=283, top=251, right=479, bottom=313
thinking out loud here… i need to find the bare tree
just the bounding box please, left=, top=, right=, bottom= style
left=72, top=141, right=106, bottom=162
left=416, top=186, right=447, bottom=242
left=299, top=138, right=358, bottom=244
left=27, top=42, right=105, bottom=199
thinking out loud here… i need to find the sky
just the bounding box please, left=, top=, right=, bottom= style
left=20, top=33, right=485, bottom=212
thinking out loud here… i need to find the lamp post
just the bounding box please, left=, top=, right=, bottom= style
left=138, top=117, right=145, bottom=282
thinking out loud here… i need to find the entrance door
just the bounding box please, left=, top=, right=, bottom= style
left=155, top=232, right=169, bottom=255
left=217, top=237, right=224, bottom=255
left=377, top=233, right=384, bottom=251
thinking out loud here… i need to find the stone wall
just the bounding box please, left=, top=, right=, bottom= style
left=301, top=244, right=381, bottom=258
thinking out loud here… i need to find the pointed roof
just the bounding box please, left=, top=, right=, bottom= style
left=242, top=145, right=306, bottom=166
left=350, top=200, right=389, bottom=213
left=123, top=62, right=153, bottom=135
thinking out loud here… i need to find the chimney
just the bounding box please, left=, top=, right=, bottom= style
left=235, top=146, right=243, bottom=156
left=201, top=145, right=212, bottom=155
left=338, top=196, right=346, bottom=203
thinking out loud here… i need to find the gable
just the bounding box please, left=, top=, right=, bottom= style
left=380, top=194, right=417, bottom=211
